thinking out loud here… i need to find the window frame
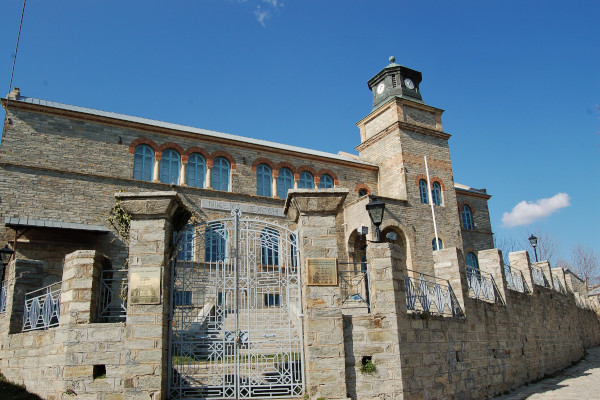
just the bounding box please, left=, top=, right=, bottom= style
left=277, top=168, right=294, bottom=199
left=432, top=181, right=442, bottom=206
left=186, top=153, right=206, bottom=188
left=298, top=171, right=314, bottom=189
left=461, top=205, right=474, bottom=230
left=212, top=157, right=231, bottom=191
left=318, top=174, right=334, bottom=189
left=432, top=238, right=443, bottom=251
left=256, top=164, right=273, bottom=197
left=419, top=179, right=428, bottom=204
left=133, top=144, right=154, bottom=181
left=160, top=149, right=181, bottom=185
left=466, top=252, right=479, bottom=269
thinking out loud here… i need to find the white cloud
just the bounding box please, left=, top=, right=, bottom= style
left=253, top=0, right=284, bottom=27
left=254, top=7, right=271, bottom=27
left=502, top=193, right=570, bottom=228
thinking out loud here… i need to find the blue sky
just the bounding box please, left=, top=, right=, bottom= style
left=1, top=0, right=598, bottom=260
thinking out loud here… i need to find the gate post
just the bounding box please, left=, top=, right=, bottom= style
left=285, top=188, right=349, bottom=400
left=118, top=191, right=186, bottom=400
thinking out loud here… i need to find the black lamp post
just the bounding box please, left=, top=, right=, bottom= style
left=528, top=234, right=538, bottom=262
left=366, top=197, right=386, bottom=243
left=0, top=244, right=14, bottom=282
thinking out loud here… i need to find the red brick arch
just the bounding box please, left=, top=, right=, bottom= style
left=414, top=174, right=445, bottom=191
left=209, top=150, right=237, bottom=169
left=316, top=169, right=339, bottom=186
left=296, top=166, right=317, bottom=181
left=354, top=184, right=371, bottom=195
left=252, top=158, right=277, bottom=173
left=275, top=162, right=296, bottom=179
left=184, top=147, right=210, bottom=164
left=128, top=138, right=159, bottom=154
left=157, top=142, right=186, bottom=162
left=458, top=201, right=475, bottom=215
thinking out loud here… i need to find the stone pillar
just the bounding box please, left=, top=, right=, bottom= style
left=152, top=156, right=160, bottom=182
left=206, top=166, right=212, bottom=188
left=433, top=247, right=468, bottom=315
left=552, top=268, right=567, bottom=293
left=508, top=251, right=534, bottom=293
left=119, top=191, right=185, bottom=400
left=285, top=188, right=349, bottom=400
left=60, top=250, right=110, bottom=326
left=534, top=261, right=553, bottom=289
left=7, top=259, right=44, bottom=334
left=478, top=248, right=507, bottom=303
left=179, top=161, right=187, bottom=186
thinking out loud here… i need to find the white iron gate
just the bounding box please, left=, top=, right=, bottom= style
left=168, top=209, right=304, bottom=399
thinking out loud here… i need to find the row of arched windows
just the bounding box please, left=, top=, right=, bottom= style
left=419, top=179, right=443, bottom=206
left=133, top=144, right=337, bottom=197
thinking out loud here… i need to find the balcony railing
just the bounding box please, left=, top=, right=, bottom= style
left=23, top=282, right=61, bottom=331
left=0, top=281, right=7, bottom=314
left=97, top=269, right=128, bottom=322
left=531, top=266, right=551, bottom=288
left=405, top=270, right=463, bottom=317
left=338, top=262, right=370, bottom=312
left=466, top=267, right=503, bottom=304
left=504, top=265, right=530, bottom=293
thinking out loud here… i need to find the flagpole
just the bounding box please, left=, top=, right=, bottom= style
left=424, top=156, right=440, bottom=249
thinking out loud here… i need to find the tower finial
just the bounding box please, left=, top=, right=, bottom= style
left=389, top=56, right=396, bottom=64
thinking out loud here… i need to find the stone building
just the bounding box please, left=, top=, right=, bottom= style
left=0, top=58, right=597, bottom=400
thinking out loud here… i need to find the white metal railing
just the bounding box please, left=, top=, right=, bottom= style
left=97, top=269, right=128, bottom=322
left=504, top=265, right=530, bottom=293
left=338, top=262, right=371, bottom=312
left=466, top=267, right=502, bottom=304
left=531, top=266, right=551, bottom=288
left=22, top=282, right=61, bottom=331
left=404, top=270, right=463, bottom=317
left=552, top=275, right=567, bottom=295
left=0, top=281, right=7, bottom=314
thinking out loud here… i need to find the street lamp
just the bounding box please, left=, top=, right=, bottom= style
left=0, top=244, right=14, bottom=282
left=528, top=234, right=538, bottom=262
left=366, top=197, right=386, bottom=243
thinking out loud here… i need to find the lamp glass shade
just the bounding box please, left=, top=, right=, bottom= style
left=0, top=245, right=14, bottom=266
left=366, top=197, right=386, bottom=226
left=528, top=234, right=538, bottom=248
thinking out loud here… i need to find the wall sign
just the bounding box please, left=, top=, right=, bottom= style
left=201, top=199, right=285, bottom=217
left=306, top=258, right=338, bottom=286
left=130, top=267, right=162, bottom=304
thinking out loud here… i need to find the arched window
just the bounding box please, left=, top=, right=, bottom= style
left=432, top=238, right=443, bottom=251
left=419, top=179, right=428, bottom=204
left=186, top=153, right=206, bottom=188
left=212, top=157, right=230, bottom=191
left=256, top=164, right=273, bottom=197
left=205, top=222, right=227, bottom=262
left=298, top=171, right=314, bottom=189
left=277, top=168, right=294, bottom=198
left=358, top=189, right=368, bottom=197
left=319, top=174, right=334, bottom=188
left=461, top=205, right=473, bottom=230
left=466, top=252, right=479, bottom=269
left=432, top=182, right=442, bottom=206
left=261, top=227, right=280, bottom=266
left=133, top=144, right=154, bottom=181
left=160, top=149, right=180, bottom=185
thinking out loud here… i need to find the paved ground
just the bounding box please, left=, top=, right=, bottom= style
left=494, top=346, right=600, bottom=399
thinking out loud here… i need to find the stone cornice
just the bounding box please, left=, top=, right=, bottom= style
left=2, top=99, right=378, bottom=173
left=355, top=120, right=451, bottom=153
left=455, top=187, right=492, bottom=200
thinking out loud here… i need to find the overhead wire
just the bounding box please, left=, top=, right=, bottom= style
left=4, top=0, right=28, bottom=127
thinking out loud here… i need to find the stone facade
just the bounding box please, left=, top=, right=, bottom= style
left=0, top=60, right=597, bottom=400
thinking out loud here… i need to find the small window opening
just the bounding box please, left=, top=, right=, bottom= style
left=93, top=364, right=106, bottom=380
left=361, top=356, right=372, bottom=366
left=391, top=75, right=397, bottom=88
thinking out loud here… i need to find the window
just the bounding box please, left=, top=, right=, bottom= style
left=466, top=252, right=479, bottom=269
left=261, top=227, right=280, bottom=266
left=419, top=179, right=428, bottom=204
left=358, top=189, right=368, bottom=197
left=298, top=171, right=314, bottom=189
left=133, top=144, right=154, bottom=181
left=461, top=205, right=474, bottom=230
left=432, top=238, right=443, bottom=251
left=277, top=168, right=294, bottom=198
left=160, top=149, right=180, bottom=185
left=177, top=227, right=194, bottom=261
left=174, top=290, right=192, bottom=306
left=205, top=222, right=227, bottom=262
left=212, top=157, right=230, bottom=191
left=264, top=293, right=281, bottom=307
left=186, top=153, right=206, bottom=188
left=256, top=164, right=272, bottom=197
left=432, top=182, right=442, bottom=206
left=319, top=174, right=334, bottom=188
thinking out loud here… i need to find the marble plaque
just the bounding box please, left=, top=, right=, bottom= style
left=306, top=258, right=338, bottom=286
left=130, top=267, right=161, bottom=304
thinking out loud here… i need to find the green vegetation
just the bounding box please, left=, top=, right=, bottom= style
left=0, top=373, right=43, bottom=400
left=360, top=358, right=377, bottom=375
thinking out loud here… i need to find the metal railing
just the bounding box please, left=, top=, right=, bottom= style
left=531, top=266, right=551, bottom=288
left=22, top=282, right=61, bottom=331
left=97, top=269, right=128, bottom=322
left=338, top=262, right=371, bottom=312
left=466, top=267, right=502, bottom=304
left=0, top=281, right=7, bottom=314
left=504, top=265, right=530, bottom=293
left=552, top=275, right=567, bottom=295
left=404, top=270, right=463, bottom=317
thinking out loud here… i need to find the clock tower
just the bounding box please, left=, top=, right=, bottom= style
left=367, top=56, right=424, bottom=110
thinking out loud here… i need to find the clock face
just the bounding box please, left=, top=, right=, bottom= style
left=404, top=78, right=415, bottom=90
left=376, top=82, right=385, bottom=94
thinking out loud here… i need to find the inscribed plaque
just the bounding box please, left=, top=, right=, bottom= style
left=130, top=267, right=162, bottom=304
left=306, top=258, right=338, bottom=286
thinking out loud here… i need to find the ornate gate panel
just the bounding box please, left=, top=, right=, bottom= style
left=169, top=210, right=304, bottom=399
